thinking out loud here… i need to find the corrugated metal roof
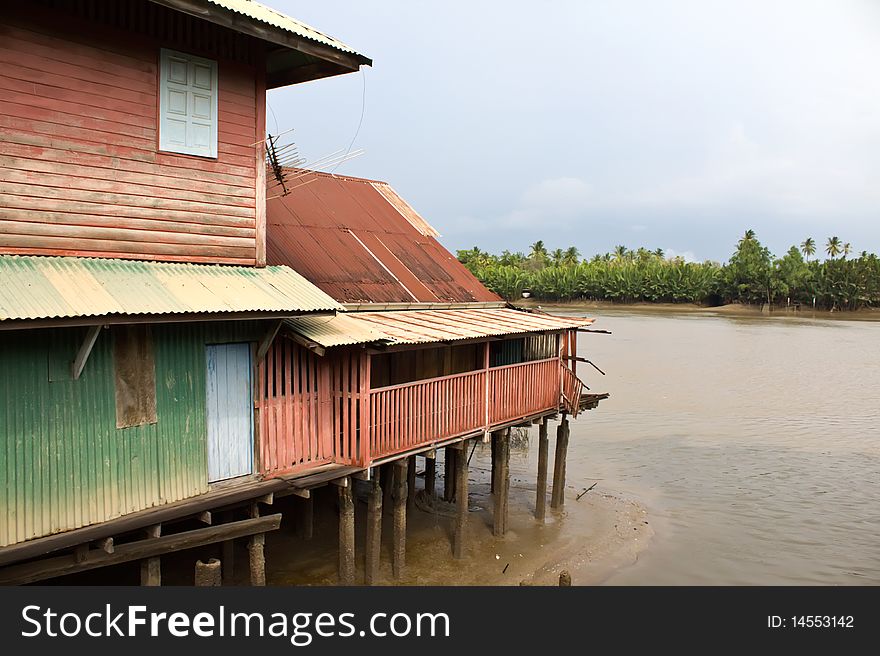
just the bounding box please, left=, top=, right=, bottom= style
left=207, top=0, right=368, bottom=60
left=267, top=170, right=501, bottom=304
left=0, top=255, right=342, bottom=323
left=285, top=308, right=594, bottom=348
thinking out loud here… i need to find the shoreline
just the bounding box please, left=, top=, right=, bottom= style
left=514, top=299, right=880, bottom=321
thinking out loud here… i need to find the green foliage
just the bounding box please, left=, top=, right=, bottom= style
left=459, top=233, right=880, bottom=311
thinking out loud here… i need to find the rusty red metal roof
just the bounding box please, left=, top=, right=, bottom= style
left=266, top=171, right=500, bottom=304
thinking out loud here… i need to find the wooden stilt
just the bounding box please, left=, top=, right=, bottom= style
left=140, top=557, right=160, bottom=586
left=297, top=495, right=314, bottom=540
left=493, top=429, right=510, bottom=537
left=559, top=570, right=572, bottom=586
left=536, top=417, right=549, bottom=521
left=453, top=440, right=469, bottom=559
left=391, top=460, right=407, bottom=579
left=364, top=472, right=382, bottom=586
left=338, top=479, right=355, bottom=585
left=194, top=558, right=221, bottom=586
left=382, top=463, right=394, bottom=512
left=425, top=456, right=436, bottom=498
left=247, top=533, right=266, bottom=586
left=407, top=455, right=417, bottom=512
left=444, top=447, right=456, bottom=502
left=491, top=432, right=497, bottom=494
left=221, top=539, right=235, bottom=584
left=551, top=417, right=570, bottom=510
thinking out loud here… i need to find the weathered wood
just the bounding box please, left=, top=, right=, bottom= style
left=247, top=533, right=266, bottom=586
left=453, top=439, right=469, bottom=560
left=391, top=461, right=407, bottom=579
left=490, top=432, right=497, bottom=494
left=551, top=418, right=570, bottom=510
left=195, top=558, right=222, bottom=586
left=140, top=557, right=160, bottom=586
left=337, top=480, right=355, bottom=585
left=198, top=511, right=212, bottom=525
left=424, top=456, right=436, bottom=498
left=364, top=474, right=382, bottom=585
left=297, top=495, right=314, bottom=541
left=71, top=324, right=101, bottom=380
left=0, top=514, right=282, bottom=585
left=536, top=418, right=549, bottom=522
left=406, top=455, right=417, bottom=512
left=493, top=429, right=510, bottom=537
left=443, top=447, right=456, bottom=503
left=221, top=539, right=235, bottom=584
left=559, top=570, right=572, bottom=586
left=96, top=537, right=114, bottom=554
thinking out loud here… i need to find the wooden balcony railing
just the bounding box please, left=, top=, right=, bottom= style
left=368, top=357, right=562, bottom=462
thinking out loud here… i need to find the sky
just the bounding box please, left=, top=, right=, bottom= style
left=268, top=0, right=880, bottom=263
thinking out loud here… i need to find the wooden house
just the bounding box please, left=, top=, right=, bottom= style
left=0, top=0, right=369, bottom=584
left=259, top=170, right=602, bottom=582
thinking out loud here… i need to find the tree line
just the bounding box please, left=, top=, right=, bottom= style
left=457, top=231, right=880, bottom=310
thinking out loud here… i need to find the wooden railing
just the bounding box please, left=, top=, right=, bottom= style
left=369, top=370, right=486, bottom=461
left=488, top=357, right=561, bottom=425
left=368, top=357, right=563, bottom=462
left=560, top=363, right=584, bottom=417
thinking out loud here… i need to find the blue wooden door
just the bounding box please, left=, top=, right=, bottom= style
left=206, top=343, right=254, bottom=482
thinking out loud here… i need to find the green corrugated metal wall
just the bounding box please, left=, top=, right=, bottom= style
left=0, top=321, right=260, bottom=547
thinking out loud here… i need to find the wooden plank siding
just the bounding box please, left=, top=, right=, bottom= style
left=0, top=4, right=265, bottom=265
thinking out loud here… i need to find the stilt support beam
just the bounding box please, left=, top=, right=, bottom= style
left=535, top=417, right=549, bottom=521
left=407, top=455, right=417, bottom=512
left=444, top=447, right=456, bottom=502
left=453, top=439, right=470, bottom=559
left=365, top=470, right=383, bottom=585
left=392, top=460, right=407, bottom=579
left=425, top=455, right=436, bottom=498
left=140, top=557, right=160, bottom=586
left=493, top=429, right=510, bottom=537
left=195, top=558, right=221, bottom=586
left=551, top=417, right=570, bottom=510
left=247, top=533, right=265, bottom=586
left=338, top=478, right=355, bottom=585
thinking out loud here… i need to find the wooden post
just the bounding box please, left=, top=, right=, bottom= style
left=493, top=429, right=510, bottom=537
left=391, top=460, right=407, bottom=579
left=247, top=534, right=266, bottom=586
left=338, top=479, right=355, bottom=585
left=490, top=433, right=497, bottom=494
left=425, top=455, right=436, bottom=498
left=195, top=558, right=221, bottom=586
left=551, top=417, right=570, bottom=510
left=382, top=463, right=394, bottom=512
left=453, top=440, right=469, bottom=559
left=364, top=472, right=382, bottom=585
left=140, top=557, right=160, bottom=586
left=443, top=447, right=456, bottom=502
left=297, top=495, right=314, bottom=540
left=536, top=417, right=549, bottom=521
left=407, top=455, right=417, bottom=512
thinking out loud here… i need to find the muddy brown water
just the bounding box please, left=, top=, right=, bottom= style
left=563, top=306, right=880, bottom=585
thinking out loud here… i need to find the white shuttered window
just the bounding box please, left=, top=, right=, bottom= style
left=159, top=49, right=218, bottom=158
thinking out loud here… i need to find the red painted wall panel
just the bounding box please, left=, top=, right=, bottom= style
left=0, top=4, right=263, bottom=265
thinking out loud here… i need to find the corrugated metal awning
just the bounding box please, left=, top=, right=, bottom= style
left=0, top=255, right=342, bottom=325
left=284, top=308, right=594, bottom=348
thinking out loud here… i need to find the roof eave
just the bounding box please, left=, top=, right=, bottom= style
left=148, top=0, right=371, bottom=87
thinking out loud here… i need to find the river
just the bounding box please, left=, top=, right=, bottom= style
left=560, top=306, right=880, bottom=585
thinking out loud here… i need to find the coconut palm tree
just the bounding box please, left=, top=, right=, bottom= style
left=740, top=229, right=756, bottom=244
left=563, top=246, right=580, bottom=266
left=826, top=236, right=842, bottom=259
left=653, top=248, right=665, bottom=259
left=800, top=237, right=816, bottom=260
left=842, top=242, right=852, bottom=259
left=550, top=248, right=564, bottom=266
left=613, top=245, right=628, bottom=262
left=529, top=240, right=548, bottom=261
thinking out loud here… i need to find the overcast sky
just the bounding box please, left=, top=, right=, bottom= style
left=268, top=0, right=880, bottom=262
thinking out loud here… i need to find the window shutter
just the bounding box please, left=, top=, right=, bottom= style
left=159, top=49, right=218, bottom=158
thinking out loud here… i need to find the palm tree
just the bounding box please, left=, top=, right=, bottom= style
left=800, top=237, right=815, bottom=260
left=826, top=236, right=842, bottom=259
left=563, top=246, right=580, bottom=266
left=550, top=248, right=564, bottom=267
left=529, top=240, right=548, bottom=261
left=740, top=229, right=756, bottom=244
left=842, top=242, right=852, bottom=259
left=613, top=245, right=628, bottom=262
left=653, top=248, right=665, bottom=259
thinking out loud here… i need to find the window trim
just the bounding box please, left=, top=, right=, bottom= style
left=158, top=48, right=219, bottom=159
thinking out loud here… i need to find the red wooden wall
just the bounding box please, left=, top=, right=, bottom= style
left=0, top=2, right=265, bottom=265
